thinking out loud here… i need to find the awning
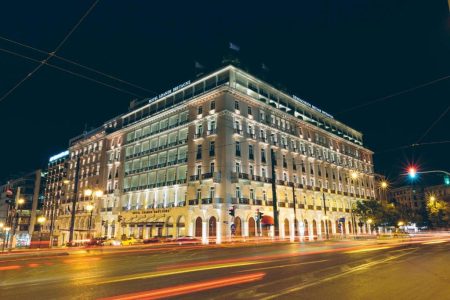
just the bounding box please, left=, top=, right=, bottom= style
left=261, top=215, right=274, bottom=225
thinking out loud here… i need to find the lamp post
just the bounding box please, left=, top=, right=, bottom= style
left=84, top=189, right=103, bottom=240
left=37, top=216, right=46, bottom=249
left=86, top=204, right=94, bottom=239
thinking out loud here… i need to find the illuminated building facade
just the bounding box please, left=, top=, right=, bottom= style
left=55, top=65, right=376, bottom=244
left=94, top=65, right=376, bottom=242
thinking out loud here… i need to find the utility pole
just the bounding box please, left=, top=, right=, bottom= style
left=68, top=156, right=81, bottom=245
left=270, top=149, right=279, bottom=237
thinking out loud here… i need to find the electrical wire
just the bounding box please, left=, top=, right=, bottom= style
left=335, top=74, right=450, bottom=115
left=0, top=0, right=101, bottom=104
left=0, top=47, right=142, bottom=98
left=416, top=104, right=450, bottom=143
left=0, top=35, right=156, bottom=95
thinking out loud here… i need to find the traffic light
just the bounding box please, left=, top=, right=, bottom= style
left=228, top=206, right=235, bottom=217
left=408, top=167, right=417, bottom=179
left=258, top=211, right=264, bottom=221
left=444, top=176, right=450, bottom=186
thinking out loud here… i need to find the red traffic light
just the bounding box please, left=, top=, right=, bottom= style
left=408, top=167, right=417, bottom=178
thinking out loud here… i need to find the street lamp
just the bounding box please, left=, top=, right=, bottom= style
left=398, top=221, right=404, bottom=227
left=86, top=204, right=94, bottom=239
left=37, top=216, right=46, bottom=249
left=380, top=181, right=388, bottom=189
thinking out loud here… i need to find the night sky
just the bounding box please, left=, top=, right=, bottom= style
left=1, top=1, right=449, bottom=186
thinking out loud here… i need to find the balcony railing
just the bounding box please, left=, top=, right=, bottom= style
left=201, top=198, right=213, bottom=204
left=188, top=199, right=199, bottom=205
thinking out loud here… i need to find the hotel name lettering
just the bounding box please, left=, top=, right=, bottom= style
left=131, top=209, right=170, bottom=215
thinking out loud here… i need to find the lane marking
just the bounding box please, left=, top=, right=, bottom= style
left=98, top=272, right=266, bottom=300
left=345, top=246, right=390, bottom=254
left=236, top=259, right=329, bottom=273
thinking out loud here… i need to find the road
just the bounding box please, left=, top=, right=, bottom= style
left=1, top=235, right=449, bottom=300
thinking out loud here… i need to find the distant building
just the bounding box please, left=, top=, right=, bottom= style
left=42, top=150, right=69, bottom=246
left=424, top=184, right=450, bottom=204
left=0, top=170, right=46, bottom=247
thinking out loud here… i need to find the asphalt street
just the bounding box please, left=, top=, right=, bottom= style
left=0, top=235, right=449, bottom=300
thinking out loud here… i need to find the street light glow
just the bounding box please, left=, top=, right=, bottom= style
left=84, top=189, right=93, bottom=197
left=37, top=216, right=46, bottom=224
left=381, top=181, right=388, bottom=189
left=94, top=190, right=104, bottom=197
left=367, top=218, right=373, bottom=224
left=17, top=198, right=25, bottom=205
left=86, top=204, right=94, bottom=211
left=351, top=171, right=358, bottom=179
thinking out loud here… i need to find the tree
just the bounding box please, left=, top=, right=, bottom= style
left=426, top=198, right=449, bottom=228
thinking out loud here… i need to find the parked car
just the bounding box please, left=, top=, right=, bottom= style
left=172, top=236, right=200, bottom=244
left=143, top=237, right=162, bottom=244
left=85, top=237, right=106, bottom=246
left=120, top=237, right=143, bottom=246
left=101, top=239, right=122, bottom=246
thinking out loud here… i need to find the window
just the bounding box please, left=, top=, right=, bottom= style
left=283, top=172, right=288, bottom=182
left=209, top=141, right=215, bottom=156
left=209, top=187, right=215, bottom=199
left=262, top=167, right=266, bottom=178
left=235, top=101, right=239, bottom=110
left=210, top=162, right=215, bottom=173
left=249, top=145, right=254, bottom=160
left=261, top=149, right=266, bottom=163
left=250, top=188, right=255, bottom=200
left=260, top=110, right=265, bottom=121
left=196, top=144, right=202, bottom=159
left=235, top=162, right=241, bottom=173
left=248, top=106, right=252, bottom=115
left=235, top=186, right=241, bottom=199
left=197, top=106, right=203, bottom=115
left=249, top=165, right=254, bottom=176
left=197, top=189, right=201, bottom=200
left=263, top=190, right=267, bottom=201
left=210, top=100, right=215, bottom=111
left=197, top=165, right=202, bottom=175
left=235, top=141, right=241, bottom=156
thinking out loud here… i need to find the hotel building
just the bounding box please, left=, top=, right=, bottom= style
left=56, top=65, right=376, bottom=244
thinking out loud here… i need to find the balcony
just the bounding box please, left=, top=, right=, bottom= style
left=239, top=198, right=250, bottom=205
left=209, top=151, right=215, bottom=157
left=207, top=129, right=217, bottom=135
left=233, top=128, right=243, bottom=135
left=201, top=173, right=213, bottom=180
left=307, top=205, right=314, bottom=209
left=201, top=198, right=213, bottom=205
left=188, top=199, right=199, bottom=205
left=254, top=199, right=263, bottom=206
left=189, top=175, right=200, bottom=181
left=247, top=133, right=256, bottom=140
left=194, top=132, right=203, bottom=139
left=299, top=203, right=305, bottom=209
left=316, top=206, right=322, bottom=210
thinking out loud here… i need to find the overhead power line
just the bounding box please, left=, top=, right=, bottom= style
left=0, top=0, right=101, bottom=104
left=0, top=35, right=156, bottom=95
left=416, top=104, right=450, bottom=144
left=0, top=47, right=142, bottom=97
left=335, top=74, right=450, bottom=115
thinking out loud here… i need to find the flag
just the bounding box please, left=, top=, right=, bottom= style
left=195, top=61, right=204, bottom=69
left=229, top=42, right=240, bottom=52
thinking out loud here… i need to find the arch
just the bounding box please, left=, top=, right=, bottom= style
left=312, top=220, right=318, bottom=239
left=176, top=216, right=186, bottom=237
left=166, top=216, right=174, bottom=237
left=209, top=216, right=216, bottom=237
left=195, top=217, right=202, bottom=237
left=248, top=217, right=256, bottom=237
left=234, top=217, right=242, bottom=236
left=284, top=219, right=290, bottom=238
left=348, top=221, right=352, bottom=234
left=304, top=219, right=309, bottom=240
left=328, top=220, right=332, bottom=235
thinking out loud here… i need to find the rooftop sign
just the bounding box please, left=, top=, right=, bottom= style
left=49, top=150, right=69, bottom=162
left=148, top=80, right=191, bottom=104
left=292, top=95, right=334, bottom=119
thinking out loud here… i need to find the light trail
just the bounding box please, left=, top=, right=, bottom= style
left=0, top=265, right=21, bottom=271
left=98, top=272, right=266, bottom=300
left=89, top=260, right=263, bottom=285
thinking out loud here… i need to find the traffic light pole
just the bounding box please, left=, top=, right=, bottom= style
left=270, top=149, right=279, bottom=237
left=68, top=156, right=81, bottom=245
